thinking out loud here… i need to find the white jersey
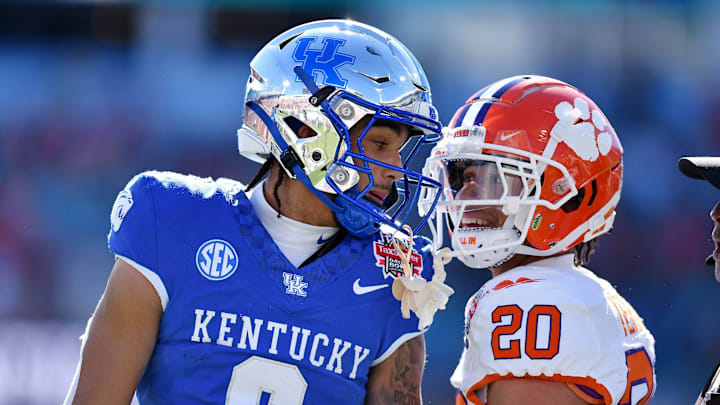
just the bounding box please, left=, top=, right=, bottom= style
left=451, top=254, right=655, bottom=405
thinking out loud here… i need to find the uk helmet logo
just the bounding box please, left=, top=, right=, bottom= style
left=196, top=239, right=238, bottom=281
left=292, top=36, right=356, bottom=88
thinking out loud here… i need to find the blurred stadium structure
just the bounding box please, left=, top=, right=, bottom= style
left=1, top=0, right=719, bottom=403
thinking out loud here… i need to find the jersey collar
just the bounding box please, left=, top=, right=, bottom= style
left=523, top=253, right=576, bottom=269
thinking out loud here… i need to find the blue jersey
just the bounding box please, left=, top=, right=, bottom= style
left=108, top=171, right=433, bottom=405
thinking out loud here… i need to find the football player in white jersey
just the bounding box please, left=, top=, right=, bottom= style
left=419, top=75, right=656, bottom=405
left=678, top=156, right=720, bottom=405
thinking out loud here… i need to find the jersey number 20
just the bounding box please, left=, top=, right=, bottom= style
left=491, top=304, right=561, bottom=360
left=491, top=305, right=655, bottom=405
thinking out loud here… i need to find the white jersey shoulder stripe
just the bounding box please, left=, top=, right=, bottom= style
left=116, top=255, right=169, bottom=311
left=371, top=330, right=425, bottom=367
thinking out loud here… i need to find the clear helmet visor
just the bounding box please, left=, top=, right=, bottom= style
left=445, top=159, right=525, bottom=214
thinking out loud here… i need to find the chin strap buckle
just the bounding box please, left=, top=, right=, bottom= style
left=280, top=147, right=304, bottom=173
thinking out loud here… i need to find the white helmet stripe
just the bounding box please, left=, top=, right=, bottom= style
left=461, top=76, right=526, bottom=128
left=461, top=100, right=487, bottom=128
left=467, top=75, right=524, bottom=102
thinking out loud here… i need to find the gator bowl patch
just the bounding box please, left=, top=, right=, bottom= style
left=372, top=233, right=422, bottom=279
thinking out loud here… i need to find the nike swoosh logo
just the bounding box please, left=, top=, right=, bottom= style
left=499, top=130, right=523, bottom=141
left=317, top=234, right=330, bottom=244
left=353, top=278, right=389, bottom=295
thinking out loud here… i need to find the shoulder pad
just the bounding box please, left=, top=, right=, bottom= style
left=129, top=171, right=247, bottom=203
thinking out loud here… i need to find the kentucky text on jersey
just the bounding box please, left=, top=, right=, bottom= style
left=190, top=308, right=370, bottom=379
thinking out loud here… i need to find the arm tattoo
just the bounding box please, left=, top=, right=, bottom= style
left=366, top=336, right=425, bottom=404
left=392, top=337, right=423, bottom=404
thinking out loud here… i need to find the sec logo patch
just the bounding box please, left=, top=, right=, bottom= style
left=196, top=239, right=238, bottom=281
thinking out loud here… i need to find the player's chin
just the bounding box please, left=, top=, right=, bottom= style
left=714, top=262, right=720, bottom=284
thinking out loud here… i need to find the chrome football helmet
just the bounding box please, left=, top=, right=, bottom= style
left=237, top=19, right=442, bottom=237
left=419, top=75, right=623, bottom=268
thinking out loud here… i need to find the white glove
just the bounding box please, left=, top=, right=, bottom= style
left=392, top=248, right=454, bottom=330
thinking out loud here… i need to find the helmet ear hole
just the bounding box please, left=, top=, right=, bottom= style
left=284, top=116, right=310, bottom=137
left=561, top=179, right=598, bottom=214
left=586, top=180, right=598, bottom=206
left=561, top=187, right=586, bottom=213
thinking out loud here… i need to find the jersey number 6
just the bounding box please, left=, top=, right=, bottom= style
left=491, top=304, right=561, bottom=360
left=226, top=356, right=308, bottom=404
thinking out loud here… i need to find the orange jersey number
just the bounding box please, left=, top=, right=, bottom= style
left=525, top=305, right=561, bottom=359
left=491, top=305, right=523, bottom=359
left=620, top=347, right=655, bottom=405
left=491, top=305, right=561, bottom=360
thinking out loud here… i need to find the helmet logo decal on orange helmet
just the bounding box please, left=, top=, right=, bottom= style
left=551, top=98, right=613, bottom=162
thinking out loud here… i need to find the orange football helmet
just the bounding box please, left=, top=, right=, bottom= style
left=419, top=75, right=623, bottom=268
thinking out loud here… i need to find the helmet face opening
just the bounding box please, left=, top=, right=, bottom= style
left=237, top=20, right=443, bottom=237
left=429, top=149, right=546, bottom=269
left=447, top=159, right=526, bottom=202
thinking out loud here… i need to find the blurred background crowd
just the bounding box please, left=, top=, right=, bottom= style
left=1, top=0, right=719, bottom=403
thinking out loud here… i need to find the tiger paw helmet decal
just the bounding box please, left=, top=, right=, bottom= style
left=552, top=97, right=612, bottom=162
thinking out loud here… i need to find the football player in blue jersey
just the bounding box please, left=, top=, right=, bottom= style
left=64, top=20, right=446, bottom=405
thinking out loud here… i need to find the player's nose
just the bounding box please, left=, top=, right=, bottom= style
left=456, top=182, right=479, bottom=201
left=381, top=152, right=403, bottom=181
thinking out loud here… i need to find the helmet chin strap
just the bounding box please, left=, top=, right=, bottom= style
left=452, top=227, right=522, bottom=269
left=483, top=250, right=517, bottom=269
left=333, top=187, right=381, bottom=237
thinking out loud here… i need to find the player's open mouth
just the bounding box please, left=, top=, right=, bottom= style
left=460, top=218, right=500, bottom=229
left=364, top=190, right=388, bottom=207
left=459, top=208, right=505, bottom=229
